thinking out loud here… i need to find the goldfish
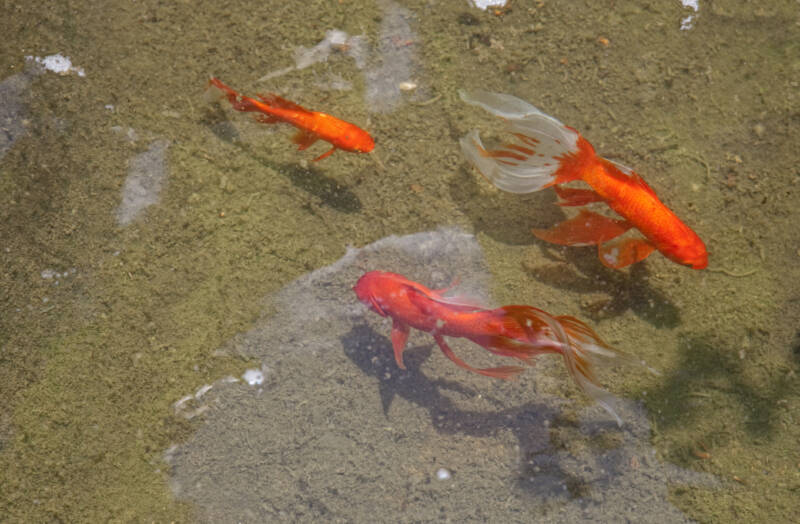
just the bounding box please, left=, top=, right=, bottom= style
left=459, top=90, right=708, bottom=269
left=207, top=77, right=374, bottom=161
left=354, top=270, right=627, bottom=424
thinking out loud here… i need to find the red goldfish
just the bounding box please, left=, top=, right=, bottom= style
left=208, top=77, right=374, bottom=161
left=459, top=90, right=708, bottom=269
left=354, top=270, right=626, bottom=424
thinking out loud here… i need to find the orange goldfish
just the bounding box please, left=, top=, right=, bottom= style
left=208, top=77, right=374, bottom=161
left=459, top=90, right=708, bottom=269
left=354, top=270, right=626, bottom=424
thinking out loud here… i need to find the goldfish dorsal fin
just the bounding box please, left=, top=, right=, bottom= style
left=492, top=305, right=550, bottom=334
left=630, top=172, right=658, bottom=197
left=460, top=90, right=593, bottom=194
left=404, top=284, right=484, bottom=313
left=602, top=158, right=659, bottom=198
left=431, top=277, right=460, bottom=294
left=605, top=158, right=634, bottom=176
left=256, top=93, right=310, bottom=113
left=418, top=288, right=486, bottom=312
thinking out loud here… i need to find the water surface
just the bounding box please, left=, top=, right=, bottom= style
left=1, top=1, right=798, bottom=522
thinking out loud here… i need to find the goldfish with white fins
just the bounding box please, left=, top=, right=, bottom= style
left=459, top=90, right=708, bottom=270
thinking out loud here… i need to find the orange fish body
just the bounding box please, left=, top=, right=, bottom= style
left=354, top=270, right=626, bottom=424
left=459, top=90, right=708, bottom=269
left=208, top=77, right=374, bottom=161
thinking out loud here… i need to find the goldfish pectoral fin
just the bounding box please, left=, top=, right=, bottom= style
left=433, top=335, right=524, bottom=380
left=553, top=185, right=605, bottom=207
left=597, top=237, right=656, bottom=269
left=475, top=365, right=526, bottom=379
left=292, top=129, right=319, bottom=150
left=391, top=319, right=410, bottom=370
left=313, top=146, right=337, bottom=161
left=532, top=209, right=632, bottom=247
left=467, top=366, right=525, bottom=380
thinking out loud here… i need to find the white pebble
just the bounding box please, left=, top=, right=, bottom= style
left=436, top=468, right=451, bottom=480
left=242, top=369, right=264, bottom=386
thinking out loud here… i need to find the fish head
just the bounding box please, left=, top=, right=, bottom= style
left=669, top=235, right=709, bottom=270
left=683, top=248, right=708, bottom=270
left=354, top=271, right=389, bottom=316
left=340, top=125, right=375, bottom=154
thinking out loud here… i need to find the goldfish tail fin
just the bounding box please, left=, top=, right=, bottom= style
left=207, top=77, right=237, bottom=99
left=459, top=89, right=597, bottom=194
left=550, top=315, right=629, bottom=426
left=256, top=93, right=310, bottom=113
left=207, top=77, right=252, bottom=110
left=206, top=77, right=278, bottom=117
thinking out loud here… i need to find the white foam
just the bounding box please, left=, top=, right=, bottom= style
left=26, top=54, right=86, bottom=77
left=468, top=1, right=508, bottom=11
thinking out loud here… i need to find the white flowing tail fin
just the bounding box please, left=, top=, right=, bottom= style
left=459, top=89, right=590, bottom=194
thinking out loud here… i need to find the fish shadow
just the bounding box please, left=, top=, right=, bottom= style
left=449, top=164, right=559, bottom=246
left=642, top=332, right=797, bottom=460
left=204, top=111, right=363, bottom=213
left=341, top=323, right=627, bottom=500
left=525, top=256, right=681, bottom=329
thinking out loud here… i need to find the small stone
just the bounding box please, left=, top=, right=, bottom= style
left=398, top=81, right=417, bottom=91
